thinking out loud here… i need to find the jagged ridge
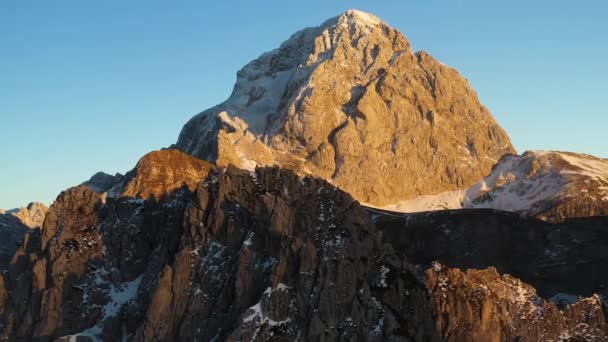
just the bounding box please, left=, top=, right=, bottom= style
left=1, top=166, right=606, bottom=341
left=379, top=150, right=608, bottom=222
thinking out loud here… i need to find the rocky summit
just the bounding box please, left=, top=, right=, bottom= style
left=82, top=149, right=215, bottom=201
left=1, top=202, right=48, bottom=229
left=175, top=9, right=514, bottom=206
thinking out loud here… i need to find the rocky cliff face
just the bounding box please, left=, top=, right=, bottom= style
left=0, top=203, right=47, bottom=269
left=1, top=166, right=605, bottom=341
left=118, top=149, right=214, bottom=201
left=81, top=172, right=123, bottom=194
left=0, top=213, right=30, bottom=270
left=175, top=9, right=514, bottom=206
left=83, top=149, right=214, bottom=201
left=381, top=150, right=608, bottom=222
left=2, top=202, right=48, bottom=229
left=426, top=266, right=607, bottom=341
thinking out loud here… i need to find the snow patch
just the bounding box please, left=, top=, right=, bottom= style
left=372, top=151, right=608, bottom=216
left=101, top=275, right=142, bottom=319
left=67, top=275, right=142, bottom=341
left=378, top=265, right=390, bottom=288
left=344, top=9, right=383, bottom=27
left=241, top=284, right=293, bottom=339
left=243, top=231, right=255, bottom=247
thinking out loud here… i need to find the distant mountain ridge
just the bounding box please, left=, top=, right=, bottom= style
left=376, top=150, right=608, bottom=221
left=0, top=202, right=48, bottom=229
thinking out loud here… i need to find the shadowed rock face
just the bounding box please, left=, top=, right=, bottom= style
left=374, top=209, right=608, bottom=298
left=0, top=202, right=47, bottom=270
left=0, top=166, right=606, bottom=341
left=1, top=185, right=189, bottom=340
left=0, top=214, right=30, bottom=270
left=81, top=172, right=123, bottom=194
left=175, top=9, right=514, bottom=206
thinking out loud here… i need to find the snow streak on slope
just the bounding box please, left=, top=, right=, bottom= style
left=175, top=9, right=515, bottom=206
left=376, top=151, right=608, bottom=218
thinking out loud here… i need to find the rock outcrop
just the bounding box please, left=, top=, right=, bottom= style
left=82, top=149, right=214, bottom=201
left=2, top=202, right=48, bottom=229
left=119, top=149, right=214, bottom=200
left=1, top=166, right=606, bottom=341
left=82, top=172, right=123, bottom=194
left=381, top=150, right=608, bottom=222
left=175, top=9, right=514, bottom=206
left=0, top=202, right=48, bottom=271
left=426, top=265, right=608, bottom=341
left=0, top=213, right=30, bottom=270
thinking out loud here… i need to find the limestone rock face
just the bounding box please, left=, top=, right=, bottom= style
left=0, top=185, right=189, bottom=340
left=82, top=149, right=214, bottom=201
left=2, top=202, right=48, bottom=229
left=1, top=166, right=606, bottom=341
left=119, top=149, right=214, bottom=200
left=176, top=9, right=514, bottom=205
left=383, top=150, right=608, bottom=222
left=426, top=265, right=608, bottom=341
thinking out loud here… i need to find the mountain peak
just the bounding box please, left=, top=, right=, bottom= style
left=3, top=201, right=48, bottom=228
left=329, top=9, right=384, bottom=28
left=176, top=11, right=514, bottom=205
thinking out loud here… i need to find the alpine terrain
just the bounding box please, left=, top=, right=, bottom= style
left=1, top=9, right=607, bottom=342
left=175, top=10, right=515, bottom=206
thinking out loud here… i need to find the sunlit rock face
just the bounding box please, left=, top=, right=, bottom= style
left=119, top=149, right=214, bottom=200
left=2, top=202, right=48, bottom=229
left=176, top=9, right=514, bottom=206
left=82, top=149, right=214, bottom=201
left=379, top=150, right=608, bottom=222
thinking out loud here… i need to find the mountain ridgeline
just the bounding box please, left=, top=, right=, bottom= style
left=175, top=9, right=514, bottom=206
left=1, top=9, right=607, bottom=342
left=1, top=164, right=607, bottom=341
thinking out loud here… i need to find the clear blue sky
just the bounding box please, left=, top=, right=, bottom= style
left=1, top=0, right=607, bottom=209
